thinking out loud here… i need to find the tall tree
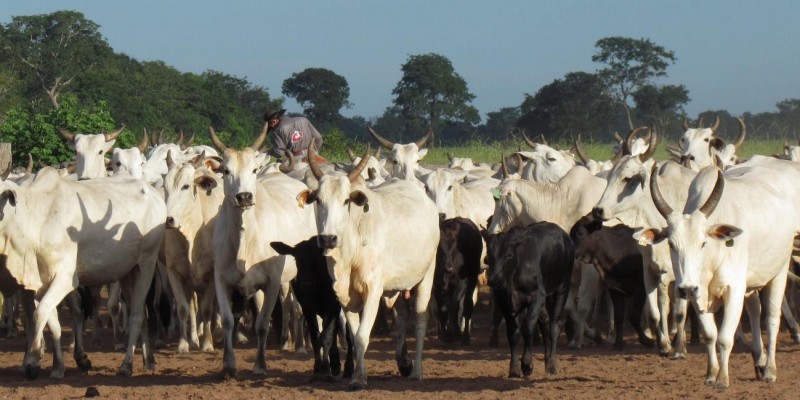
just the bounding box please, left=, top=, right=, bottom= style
left=282, top=67, right=351, bottom=125
left=480, top=107, right=521, bottom=140
left=0, top=11, right=112, bottom=110
left=632, top=84, right=690, bottom=138
left=592, top=36, right=676, bottom=130
left=516, top=72, right=617, bottom=141
left=392, top=53, right=479, bottom=136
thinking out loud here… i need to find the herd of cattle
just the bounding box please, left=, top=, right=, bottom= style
left=1, top=116, right=800, bottom=391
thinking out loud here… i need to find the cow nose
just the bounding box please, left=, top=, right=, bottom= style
left=438, top=213, right=447, bottom=223
left=678, top=286, right=699, bottom=299
left=235, top=192, right=254, bottom=206
left=165, top=216, right=176, bottom=228
left=591, top=207, right=604, bottom=221
left=317, top=235, right=338, bottom=249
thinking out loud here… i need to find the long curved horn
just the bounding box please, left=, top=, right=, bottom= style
left=307, top=145, right=325, bottom=180
left=26, top=153, right=33, bottom=174
left=574, top=135, right=590, bottom=166
left=698, top=170, right=725, bottom=217
left=367, top=126, right=396, bottom=150
left=609, top=142, right=625, bottom=165
left=612, top=131, right=624, bottom=144
left=374, top=147, right=382, bottom=159
left=649, top=164, right=674, bottom=217
left=347, top=145, right=371, bottom=182
left=624, top=126, right=648, bottom=155
left=57, top=128, right=75, bottom=142
left=414, top=126, right=433, bottom=148
left=250, top=121, right=269, bottom=150
left=732, top=117, right=746, bottom=149
left=208, top=126, right=228, bottom=152
left=176, top=130, right=185, bottom=147
left=638, top=127, right=658, bottom=162
left=137, top=129, right=149, bottom=153
left=500, top=153, right=509, bottom=179
left=158, top=129, right=165, bottom=145
left=538, top=134, right=548, bottom=146
left=186, top=132, right=195, bottom=147
left=191, top=150, right=206, bottom=168
left=515, top=153, right=524, bottom=173
left=697, top=117, right=705, bottom=129
left=682, top=119, right=690, bottom=131
left=709, top=114, right=721, bottom=133
left=148, top=129, right=157, bottom=147
left=104, top=126, right=124, bottom=142
left=665, top=145, right=683, bottom=158
left=279, top=150, right=295, bottom=173
left=346, top=148, right=357, bottom=162
left=522, top=131, right=538, bottom=149
left=166, top=149, right=175, bottom=169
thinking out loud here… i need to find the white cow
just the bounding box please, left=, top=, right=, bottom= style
left=111, top=129, right=150, bottom=179
left=637, top=165, right=798, bottom=388
left=296, top=146, right=440, bottom=390
left=421, top=168, right=498, bottom=227
left=57, top=126, right=124, bottom=180
left=367, top=126, right=433, bottom=181
left=0, top=168, right=165, bottom=378
left=205, top=124, right=316, bottom=379
left=519, top=133, right=577, bottom=182
left=677, top=116, right=746, bottom=171
left=163, top=150, right=224, bottom=353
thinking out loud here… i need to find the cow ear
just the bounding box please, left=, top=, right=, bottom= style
left=633, top=227, right=668, bottom=246
left=349, top=190, right=369, bottom=207
left=710, top=138, right=726, bottom=152
left=453, top=170, right=469, bottom=181
left=417, top=149, right=428, bottom=160
left=707, top=224, right=743, bottom=241
left=194, top=174, right=217, bottom=191
left=296, top=189, right=317, bottom=208
left=0, top=189, right=16, bottom=207
left=269, top=241, right=294, bottom=256
left=204, top=156, right=223, bottom=173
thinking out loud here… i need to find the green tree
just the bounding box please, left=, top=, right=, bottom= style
left=592, top=36, right=677, bottom=130
left=516, top=72, right=617, bottom=141
left=632, top=84, right=690, bottom=138
left=479, top=107, right=521, bottom=140
left=392, top=53, right=479, bottom=136
left=282, top=68, right=350, bottom=125
left=0, top=11, right=112, bottom=110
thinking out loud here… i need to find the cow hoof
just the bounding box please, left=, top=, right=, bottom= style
left=201, top=343, right=215, bottom=353
left=546, top=365, right=558, bottom=375
left=114, top=343, right=126, bottom=352
left=488, top=334, right=499, bottom=347
left=566, top=340, right=581, bottom=350
left=221, top=368, right=238, bottom=381
left=145, top=361, right=156, bottom=371
left=76, top=354, right=92, bottom=372
left=613, top=343, right=624, bottom=351
left=116, top=365, right=132, bottom=377
left=397, top=361, right=413, bottom=377
left=671, top=351, right=686, bottom=360
left=714, top=381, right=729, bottom=390
left=253, top=366, right=267, bottom=376
left=177, top=342, right=190, bottom=354
left=521, top=363, right=533, bottom=377
left=347, top=380, right=367, bottom=391
left=792, top=334, right=800, bottom=344
left=639, top=337, right=655, bottom=348
left=508, top=369, right=522, bottom=378
left=754, top=365, right=765, bottom=381
left=24, top=364, right=40, bottom=380
left=704, top=377, right=715, bottom=386
left=49, top=367, right=65, bottom=379
left=236, top=332, right=249, bottom=345
left=296, top=346, right=308, bottom=355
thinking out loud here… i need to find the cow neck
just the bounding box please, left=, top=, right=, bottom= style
left=517, top=179, right=574, bottom=232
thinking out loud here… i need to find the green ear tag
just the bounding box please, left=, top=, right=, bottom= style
left=363, top=204, right=369, bottom=213
left=725, top=239, right=734, bottom=247
left=491, top=187, right=501, bottom=200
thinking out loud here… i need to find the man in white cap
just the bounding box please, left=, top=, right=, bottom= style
left=264, top=108, right=325, bottom=162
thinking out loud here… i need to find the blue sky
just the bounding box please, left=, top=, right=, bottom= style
left=3, top=1, right=799, bottom=122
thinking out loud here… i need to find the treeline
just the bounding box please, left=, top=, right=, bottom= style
left=1, top=11, right=799, bottom=167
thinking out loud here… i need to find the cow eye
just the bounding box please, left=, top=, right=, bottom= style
left=181, top=185, right=190, bottom=191
left=704, top=138, right=710, bottom=142
left=98, top=150, right=103, bottom=155
left=701, top=241, right=707, bottom=248
left=252, top=168, right=258, bottom=174
left=547, top=157, right=556, bottom=162
left=622, top=177, right=630, bottom=183
left=447, top=185, right=453, bottom=191
left=115, top=161, right=121, bottom=167
left=343, top=199, right=351, bottom=205
left=222, top=168, right=230, bottom=175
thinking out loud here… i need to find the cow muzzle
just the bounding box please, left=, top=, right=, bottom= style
left=234, top=192, right=254, bottom=208
left=165, top=216, right=179, bottom=229
left=591, top=207, right=605, bottom=221
left=677, top=285, right=699, bottom=300
left=317, top=235, right=338, bottom=249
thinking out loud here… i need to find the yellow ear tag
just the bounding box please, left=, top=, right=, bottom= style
left=296, top=193, right=305, bottom=209
left=363, top=204, right=369, bottom=213
left=725, top=239, right=734, bottom=247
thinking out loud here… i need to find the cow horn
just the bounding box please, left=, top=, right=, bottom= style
left=638, top=127, right=658, bottom=162
left=148, top=129, right=157, bottom=147
left=158, top=129, right=165, bottom=145
left=208, top=126, right=228, bottom=152
left=414, top=126, right=433, bottom=148
left=346, top=148, right=357, bottom=162
left=57, top=128, right=76, bottom=142
left=665, top=145, right=683, bottom=158
left=176, top=130, right=185, bottom=147
left=191, top=150, right=206, bottom=168
left=538, top=134, right=548, bottom=146
left=709, top=114, right=721, bottom=133
left=186, top=132, right=195, bottom=147
left=609, top=143, right=625, bottom=166
left=682, top=119, right=690, bottom=131
left=307, top=145, right=325, bottom=180
left=732, top=117, right=746, bottom=149
left=500, top=153, right=509, bottom=179
left=698, top=170, right=725, bottom=217
left=137, top=129, right=149, bottom=153
left=103, top=125, right=125, bottom=142
left=250, top=121, right=269, bottom=150
left=26, top=153, right=33, bottom=174
left=447, top=152, right=454, bottom=162
left=347, top=145, right=371, bottom=183
left=374, top=147, right=382, bottom=159
left=624, top=126, right=648, bottom=155
left=522, top=131, right=538, bottom=149
left=574, top=135, right=590, bottom=166
left=697, top=117, right=705, bottom=129
left=279, top=150, right=295, bottom=173
left=166, top=149, right=175, bottom=169
left=649, top=164, right=674, bottom=218
left=516, top=153, right=524, bottom=173
left=367, top=126, right=396, bottom=150
left=612, top=131, right=624, bottom=144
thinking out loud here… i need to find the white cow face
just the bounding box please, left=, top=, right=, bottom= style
left=422, top=169, right=469, bottom=220
left=350, top=156, right=387, bottom=186
left=634, top=168, right=741, bottom=301
left=592, top=155, right=651, bottom=221
left=70, top=131, right=121, bottom=180
left=386, top=143, right=427, bottom=181
left=678, top=127, right=717, bottom=169
left=448, top=157, right=475, bottom=171
left=163, top=156, right=218, bottom=229
left=206, top=148, right=269, bottom=209
left=111, top=148, right=146, bottom=179
left=521, top=145, right=576, bottom=183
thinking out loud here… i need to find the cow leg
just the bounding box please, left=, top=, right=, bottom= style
left=117, top=262, right=157, bottom=376
left=488, top=295, right=503, bottom=347
left=107, top=282, right=126, bottom=351
left=340, top=311, right=355, bottom=379
left=23, top=272, right=74, bottom=380
left=410, top=265, right=435, bottom=381
left=391, top=295, right=413, bottom=378
left=199, top=286, right=216, bottom=352
left=545, top=290, right=569, bottom=375
left=744, top=294, right=765, bottom=380
left=65, top=291, right=92, bottom=372
left=631, top=287, right=655, bottom=348
left=461, top=280, right=477, bottom=346
left=347, top=291, right=380, bottom=391
left=715, top=286, right=746, bottom=390
left=780, top=296, right=800, bottom=344
left=644, top=264, right=672, bottom=356
left=253, top=280, right=281, bottom=376
left=761, top=272, right=788, bottom=383
left=522, top=292, right=547, bottom=377
left=165, top=267, right=193, bottom=354
left=319, top=310, right=342, bottom=379
left=301, top=306, right=325, bottom=379
left=695, top=309, right=720, bottom=387
left=214, top=274, right=237, bottom=380
left=672, top=297, right=690, bottom=358
left=609, top=291, right=626, bottom=351
left=279, top=283, right=294, bottom=352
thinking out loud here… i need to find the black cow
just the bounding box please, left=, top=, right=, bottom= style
left=270, top=238, right=354, bottom=380
left=483, top=221, right=574, bottom=377
left=434, top=217, right=482, bottom=345
left=569, top=215, right=655, bottom=350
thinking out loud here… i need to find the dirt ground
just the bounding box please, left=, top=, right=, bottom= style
left=1, top=288, right=799, bottom=400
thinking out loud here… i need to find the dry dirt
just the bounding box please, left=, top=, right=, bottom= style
left=1, top=288, right=799, bottom=400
